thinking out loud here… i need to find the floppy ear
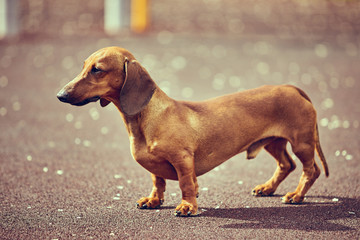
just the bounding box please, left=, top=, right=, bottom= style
left=120, top=60, right=156, bottom=116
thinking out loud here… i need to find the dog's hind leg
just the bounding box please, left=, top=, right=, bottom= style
left=282, top=142, right=321, bottom=204
left=252, top=138, right=296, bottom=196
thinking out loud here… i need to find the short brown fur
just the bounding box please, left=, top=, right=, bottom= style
left=57, top=47, right=329, bottom=216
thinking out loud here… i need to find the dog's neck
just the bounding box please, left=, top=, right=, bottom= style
left=112, top=87, right=174, bottom=138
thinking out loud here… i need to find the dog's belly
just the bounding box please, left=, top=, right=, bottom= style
left=193, top=144, right=248, bottom=176
left=195, top=159, right=227, bottom=177
left=194, top=153, right=238, bottom=176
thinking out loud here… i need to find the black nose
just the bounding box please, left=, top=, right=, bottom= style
left=57, top=90, right=69, bottom=103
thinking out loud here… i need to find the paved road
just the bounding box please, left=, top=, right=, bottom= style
left=0, top=32, right=359, bottom=239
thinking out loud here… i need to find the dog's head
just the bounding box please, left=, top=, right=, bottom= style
left=57, top=47, right=156, bottom=116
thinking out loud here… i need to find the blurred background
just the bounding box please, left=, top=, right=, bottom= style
left=1, top=1, right=360, bottom=239
left=6, top=0, right=360, bottom=38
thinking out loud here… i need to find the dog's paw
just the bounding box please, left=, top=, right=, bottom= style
left=174, top=200, right=198, bottom=217
left=136, top=197, right=163, bottom=209
left=252, top=184, right=275, bottom=196
left=281, top=192, right=304, bottom=204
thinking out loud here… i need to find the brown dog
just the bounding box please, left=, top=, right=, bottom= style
left=57, top=47, right=329, bottom=217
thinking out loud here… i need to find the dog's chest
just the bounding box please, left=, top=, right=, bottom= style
left=129, top=136, right=178, bottom=180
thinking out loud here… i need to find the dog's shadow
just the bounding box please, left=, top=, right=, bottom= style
left=199, top=196, right=359, bottom=231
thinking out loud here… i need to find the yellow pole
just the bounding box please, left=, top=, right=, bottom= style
left=131, top=0, right=150, bottom=33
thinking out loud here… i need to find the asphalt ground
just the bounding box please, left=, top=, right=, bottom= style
left=0, top=32, right=359, bottom=239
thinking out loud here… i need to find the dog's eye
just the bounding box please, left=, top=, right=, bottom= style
left=91, top=66, right=102, bottom=74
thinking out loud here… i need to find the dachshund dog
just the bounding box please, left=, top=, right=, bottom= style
left=57, top=47, right=329, bottom=217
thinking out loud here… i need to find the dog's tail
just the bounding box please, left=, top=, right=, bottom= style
left=315, top=123, right=329, bottom=177
left=290, top=85, right=329, bottom=177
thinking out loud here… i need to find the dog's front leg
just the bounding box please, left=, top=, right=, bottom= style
left=172, top=153, right=198, bottom=217
left=136, top=174, right=166, bottom=209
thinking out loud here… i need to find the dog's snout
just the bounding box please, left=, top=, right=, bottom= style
left=57, top=89, right=70, bottom=103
